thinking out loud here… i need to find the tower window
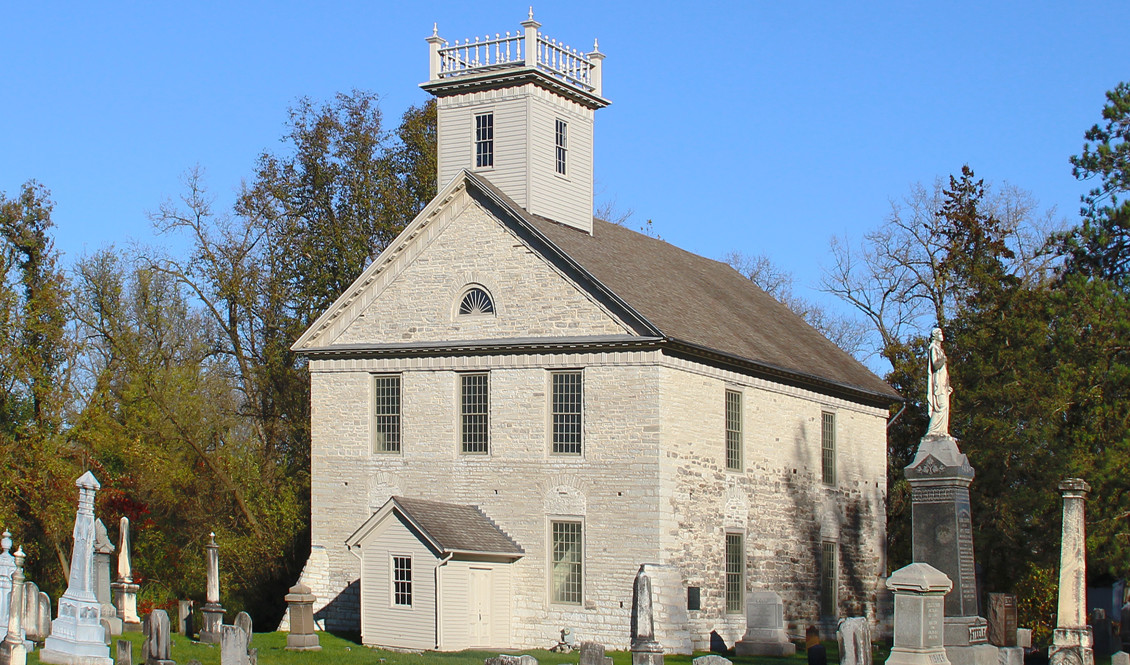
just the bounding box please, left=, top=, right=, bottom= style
left=555, top=119, right=568, bottom=176
left=475, top=113, right=494, bottom=168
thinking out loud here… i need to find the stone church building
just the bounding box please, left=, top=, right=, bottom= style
left=289, top=12, right=898, bottom=653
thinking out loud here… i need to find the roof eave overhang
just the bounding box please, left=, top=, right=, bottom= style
left=663, top=338, right=901, bottom=409
left=421, top=66, right=610, bottom=110
left=446, top=549, right=524, bottom=559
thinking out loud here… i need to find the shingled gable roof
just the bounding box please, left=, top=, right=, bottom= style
left=346, top=495, right=524, bottom=557
left=465, top=174, right=900, bottom=404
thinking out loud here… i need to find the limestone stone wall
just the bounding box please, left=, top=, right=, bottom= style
left=332, top=201, right=629, bottom=347
left=656, top=358, right=888, bottom=650
left=305, top=349, right=889, bottom=650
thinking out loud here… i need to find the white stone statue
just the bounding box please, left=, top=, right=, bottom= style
left=925, top=327, right=952, bottom=438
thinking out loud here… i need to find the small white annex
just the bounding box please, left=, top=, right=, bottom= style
left=346, top=496, right=523, bottom=650
left=288, top=11, right=899, bottom=653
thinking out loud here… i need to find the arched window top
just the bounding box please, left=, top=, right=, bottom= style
left=458, top=286, right=495, bottom=316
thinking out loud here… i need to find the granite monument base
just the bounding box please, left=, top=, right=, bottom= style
left=286, top=632, right=321, bottom=651
left=631, top=648, right=664, bottom=665
left=997, top=647, right=1023, bottom=665
left=734, top=640, right=796, bottom=656
left=1050, top=628, right=1094, bottom=665
left=199, top=605, right=225, bottom=645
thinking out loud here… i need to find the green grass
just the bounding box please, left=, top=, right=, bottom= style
left=26, top=633, right=891, bottom=665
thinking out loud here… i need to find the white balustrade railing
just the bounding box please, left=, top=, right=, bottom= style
left=432, top=21, right=599, bottom=94
left=438, top=32, right=524, bottom=76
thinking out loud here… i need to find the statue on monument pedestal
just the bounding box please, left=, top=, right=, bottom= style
left=926, top=327, right=952, bottom=438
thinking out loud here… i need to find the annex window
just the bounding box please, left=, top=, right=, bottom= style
left=551, top=520, right=583, bottom=604
left=725, top=532, right=744, bottom=614
left=551, top=371, right=583, bottom=455
left=461, top=373, right=489, bottom=454
left=475, top=113, right=494, bottom=168
left=820, top=541, right=837, bottom=616
left=458, top=286, right=495, bottom=316
left=555, top=118, right=568, bottom=176
left=821, top=411, right=836, bottom=485
left=725, top=389, right=742, bottom=471
left=392, top=555, right=412, bottom=607
left=372, top=375, right=401, bottom=453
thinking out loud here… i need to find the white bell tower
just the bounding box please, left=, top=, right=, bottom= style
left=422, top=10, right=608, bottom=234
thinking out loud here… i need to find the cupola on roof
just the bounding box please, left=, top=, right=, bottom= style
left=422, top=10, right=607, bottom=234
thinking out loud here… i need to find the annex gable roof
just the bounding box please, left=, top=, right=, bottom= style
left=346, top=496, right=524, bottom=558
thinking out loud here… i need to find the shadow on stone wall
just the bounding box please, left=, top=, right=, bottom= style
left=314, top=579, right=360, bottom=635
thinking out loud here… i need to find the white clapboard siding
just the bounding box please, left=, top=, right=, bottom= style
left=527, top=88, right=593, bottom=233
left=360, top=515, right=439, bottom=650
left=438, top=560, right=513, bottom=650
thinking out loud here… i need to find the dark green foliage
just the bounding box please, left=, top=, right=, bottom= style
left=1059, top=82, right=1130, bottom=285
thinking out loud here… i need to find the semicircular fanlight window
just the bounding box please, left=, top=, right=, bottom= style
left=459, top=287, right=495, bottom=315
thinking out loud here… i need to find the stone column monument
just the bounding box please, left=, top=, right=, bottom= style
left=0, top=533, right=16, bottom=632
left=0, top=547, right=28, bottom=665
left=40, top=471, right=113, bottom=665
left=904, top=329, right=996, bottom=665
left=284, top=583, right=320, bottom=651
left=630, top=565, right=663, bottom=665
left=199, top=532, right=225, bottom=644
left=91, top=520, right=121, bottom=636
left=1050, top=479, right=1093, bottom=665
left=110, top=517, right=140, bottom=632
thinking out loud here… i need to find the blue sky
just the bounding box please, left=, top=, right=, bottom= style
left=2, top=2, right=1127, bottom=306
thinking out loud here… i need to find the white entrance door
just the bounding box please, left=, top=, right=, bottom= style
left=469, top=567, right=493, bottom=647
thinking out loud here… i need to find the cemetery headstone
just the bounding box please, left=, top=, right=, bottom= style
left=35, top=593, right=50, bottom=644
left=0, top=547, right=28, bottom=665
left=1111, top=652, right=1128, bottom=665
left=630, top=564, right=663, bottom=665
left=39, top=472, right=113, bottom=665
left=92, top=519, right=121, bottom=636
left=177, top=600, right=193, bottom=638
left=580, top=642, right=606, bottom=665
left=0, top=534, right=15, bottom=636
left=735, top=590, right=796, bottom=656
left=885, top=562, right=952, bottom=665
left=19, top=582, right=40, bottom=643
left=99, top=620, right=111, bottom=646
left=692, top=656, right=732, bottom=665
left=234, top=612, right=252, bottom=644
left=987, top=595, right=1018, bottom=647
left=220, top=624, right=251, bottom=665
left=283, top=584, right=319, bottom=651
left=142, top=610, right=173, bottom=665
left=1016, top=630, right=1032, bottom=650
left=116, top=639, right=132, bottom=665
left=200, top=533, right=225, bottom=645
left=1091, top=609, right=1114, bottom=657
left=838, top=617, right=872, bottom=665
left=111, top=516, right=141, bottom=632
left=1050, top=479, right=1094, bottom=665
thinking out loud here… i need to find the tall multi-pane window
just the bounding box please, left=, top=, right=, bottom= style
left=475, top=113, right=494, bottom=168
left=820, top=541, right=837, bottom=616
left=552, top=371, right=583, bottom=454
left=392, top=556, right=412, bottom=607
left=725, top=390, right=742, bottom=471
left=725, top=532, right=744, bottom=613
left=555, top=119, right=568, bottom=175
left=372, top=375, right=401, bottom=453
left=551, top=520, right=583, bottom=604
left=821, top=411, right=836, bottom=485
left=461, top=373, right=489, bottom=454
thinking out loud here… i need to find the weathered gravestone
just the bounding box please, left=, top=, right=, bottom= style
left=987, top=595, right=1017, bottom=647
left=838, top=617, right=872, bottom=665
left=579, top=642, right=606, bottom=665
left=735, top=590, right=796, bottom=656
left=20, top=582, right=41, bottom=643
left=1016, top=630, right=1032, bottom=650
left=111, top=517, right=141, bottom=633
left=116, top=639, right=132, bottom=665
left=40, top=472, right=113, bottom=665
left=1050, top=479, right=1093, bottom=665
left=93, top=519, right=121, bottom=635
left=1111, top=652, right=1129, bottom=665
left=885, top=562, right=952, bottom=665
left=0, top=534, right=16, bottom=640
left=283, top=584, right=318, bottom=651
left=142, top=610, right=174, bottom=665
left=483, top=655, right=537, bottom=665
left=234, top=612, right=252, bottom=643
left=177, top=600, right=193, bottom=639
left=692, top=656, right=732, bottom=665
left=1091, top=609, right=1114, bottom=657
left=0, top=547, right=28, bottom=665
left=221, top=624, right=249, bottom=665
left=630, top=564, right=664, bottom=665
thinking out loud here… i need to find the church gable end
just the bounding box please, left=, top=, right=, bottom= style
left=323, top=182, right=634, bottom=348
